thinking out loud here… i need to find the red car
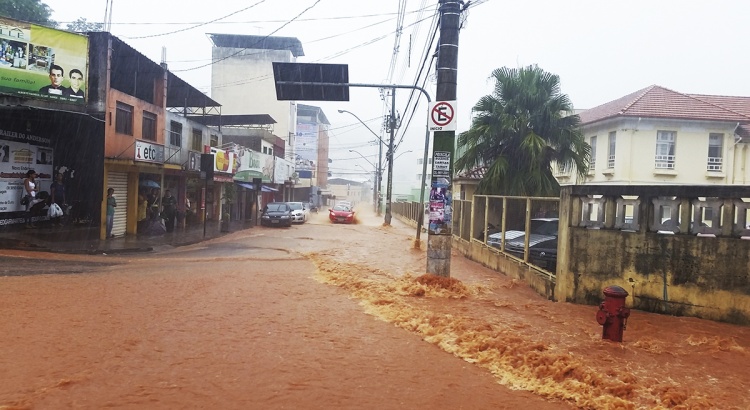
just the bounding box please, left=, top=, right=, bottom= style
left=329, top=204, right=355, bottom=224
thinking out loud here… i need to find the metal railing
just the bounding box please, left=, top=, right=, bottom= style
left=655, top=154, right=675, bottom=169
left=707, top=156, right=722, bottom=171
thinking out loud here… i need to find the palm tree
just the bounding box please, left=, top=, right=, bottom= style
left=455, top=65, right=589, bottom=196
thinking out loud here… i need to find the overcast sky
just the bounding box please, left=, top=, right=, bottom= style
left=44, top=0, right=750, bottom=190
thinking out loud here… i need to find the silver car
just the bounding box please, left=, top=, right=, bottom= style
left=287, top=202, right=309, bottom=224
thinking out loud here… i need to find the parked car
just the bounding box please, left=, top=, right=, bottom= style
left=261, top=202, right=293, bottom=227
left=486, top=218, right=558, bottom=248
left=287, top=201, right=308, bottom=224
left=503, top=218, right=560, bottom=271
left=329, top=204, right=355, bottom=224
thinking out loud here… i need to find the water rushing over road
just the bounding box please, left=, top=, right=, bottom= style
left=0, top=207, right=747, bottom=409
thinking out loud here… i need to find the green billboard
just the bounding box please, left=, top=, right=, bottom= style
left=0, top=18, right=88, bottom=104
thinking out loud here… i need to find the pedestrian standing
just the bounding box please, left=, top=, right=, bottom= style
left=162, top=189, right=177, bottom=232
left=137, top=191, right=148, bottom=233
left=23, top=169, right=38, bottom=228
left=50, top=173, right=67, bottom=226
left=106, top=188, right=116, bottom=238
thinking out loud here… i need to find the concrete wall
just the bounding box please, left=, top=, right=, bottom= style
left=556, top=185, right=750, bottom=325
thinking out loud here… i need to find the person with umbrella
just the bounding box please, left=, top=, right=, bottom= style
left=146, top=187, right=160, bottom=218
left=161, top=189, right=177, bottom=233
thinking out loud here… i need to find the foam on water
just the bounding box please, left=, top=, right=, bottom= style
left=309, top=254, right=726, bottom=409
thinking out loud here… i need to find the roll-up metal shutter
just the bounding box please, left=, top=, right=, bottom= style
left=107, top=171, right=128, bottom=237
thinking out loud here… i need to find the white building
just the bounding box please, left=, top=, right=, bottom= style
left=208, top=34, right=304, bottom=164
left=559, top=85, right=750, bottom=186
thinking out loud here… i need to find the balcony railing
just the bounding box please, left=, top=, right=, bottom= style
left=707, top=156, right=723, bottom=172
left=655, top=155, right=675, bottom=169
left=607, top=155, right=615, bottom=169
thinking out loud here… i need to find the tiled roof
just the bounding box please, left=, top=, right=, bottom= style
left=578, top=85, right=750, bottom=125
left=687, top=94, right=750, bottom=118
left=454, top=166, right=487, bottom=180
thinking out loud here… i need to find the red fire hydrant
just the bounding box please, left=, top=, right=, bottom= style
left=596, top=285, right=631, bottom=342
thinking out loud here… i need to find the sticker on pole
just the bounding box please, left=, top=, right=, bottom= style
left=428, top=101, right=457, bottom=131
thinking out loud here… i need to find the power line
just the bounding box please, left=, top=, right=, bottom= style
left=174, top=0, right=322, bottom=73
left=124, top=0, right=268, bottom=40
left=58, top=8, right=434, bottom=27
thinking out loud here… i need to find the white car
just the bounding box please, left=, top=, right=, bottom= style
left=287, top=202, right=309, bottom=224
left=487, top=218, right=558, bottom=248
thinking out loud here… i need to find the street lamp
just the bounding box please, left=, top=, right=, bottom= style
left=394, top=149, right=413, bottom=161
left=350, top=149, right=378, bottom=208
left=339, top=109, right=385, bottom=215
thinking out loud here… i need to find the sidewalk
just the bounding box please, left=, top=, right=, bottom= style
left=0, top=219, right=255, bottom=254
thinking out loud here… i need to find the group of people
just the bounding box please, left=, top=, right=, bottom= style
left=22, top=169, right=66, bottom=229
left=39, top=64, right=84, bottom=99
left=20, top=171, right=191, bottom=237
left=137, top=187, right=179, bottom=235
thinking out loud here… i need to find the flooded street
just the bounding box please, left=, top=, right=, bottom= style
left=1, top=207, right=748, bottom=409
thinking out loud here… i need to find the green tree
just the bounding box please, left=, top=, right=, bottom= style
left=66, top=17, right=103, bottom=33
left=455, top=65, right=589, bottom=196
left=0, top=0, right=55, bottom=26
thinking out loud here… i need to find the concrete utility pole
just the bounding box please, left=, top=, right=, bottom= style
left=427, top=0, right=462, bottom=277
left=384, top=89, right=397, bottom=225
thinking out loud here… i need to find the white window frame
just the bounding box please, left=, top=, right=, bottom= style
left=707, top=133, right=723, bottom=172
left=655, top=130, right=676, bottom=169
left=607, top=131, right=616, bottom=169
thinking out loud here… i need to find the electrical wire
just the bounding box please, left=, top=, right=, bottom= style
left=57, top=7, right=434, bottom=27
left=124, top=1, right=268, bottom=40
left=392, top=10, right=439, bottom=151
left=174, top=0, right=322, bottom=73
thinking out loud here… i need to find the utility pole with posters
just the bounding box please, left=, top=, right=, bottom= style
left=427, top=0, right=462, bottom=277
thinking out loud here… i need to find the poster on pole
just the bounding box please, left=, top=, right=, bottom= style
left=428, top=151, right=452, bottom=235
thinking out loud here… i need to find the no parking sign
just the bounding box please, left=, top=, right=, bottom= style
left=428, top=101, right=457, bottom=131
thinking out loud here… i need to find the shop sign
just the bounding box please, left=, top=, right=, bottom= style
left=135, top=140, right=164, bottom=163
left=187, top=151, right=202, bottom=172
left=209, top=147, right=237, bottom=174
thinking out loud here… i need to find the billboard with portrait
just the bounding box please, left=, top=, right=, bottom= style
left=0, top=18, right=88, bottom=104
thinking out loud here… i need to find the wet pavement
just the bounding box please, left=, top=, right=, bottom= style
left=0, top=219, right=255, bottom=254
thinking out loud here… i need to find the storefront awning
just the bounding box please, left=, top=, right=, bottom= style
left=234, top=181, right=279, bottom=192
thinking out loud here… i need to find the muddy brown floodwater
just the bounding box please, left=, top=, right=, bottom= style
left=0, top=207, right=748, bottom=410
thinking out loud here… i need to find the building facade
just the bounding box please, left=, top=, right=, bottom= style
left=558, top=85, right=750, bottom=186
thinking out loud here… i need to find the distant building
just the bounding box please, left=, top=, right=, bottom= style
left=557, top=85, right=750, bottom=186
left=327, top=178, right=369, bottom=206
left=208, top=34, right=304, bottom=166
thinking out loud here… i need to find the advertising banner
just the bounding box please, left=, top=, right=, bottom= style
left=274, top=156, right=293, bottom=184
left=233, top=147, right=274, bottom=183
left=209, top=147, right=238, bottom=175
left=0, top=137, right=54, bottom=214
left=0, top=18, right=88, bottom=104
left=295, top=122, right=317, bottom=172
